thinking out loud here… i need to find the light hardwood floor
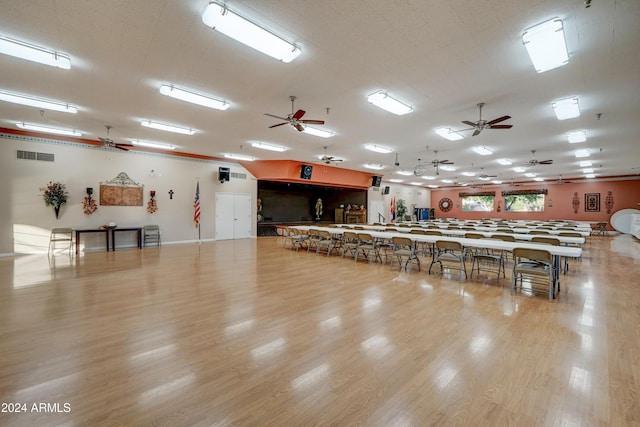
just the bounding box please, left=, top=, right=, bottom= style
left=0, top=234, right=639, bottom=426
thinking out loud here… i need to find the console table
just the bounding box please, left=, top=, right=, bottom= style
left=75, top=228, right=109, bottom=254
left=74, top=227, right=142, bottom=253
left=112, top=227, right=142, bottom=251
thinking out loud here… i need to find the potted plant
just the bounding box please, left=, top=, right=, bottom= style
left=41, top=181, right=68, bottom=219
left=396, top=198, right=407, bottom=221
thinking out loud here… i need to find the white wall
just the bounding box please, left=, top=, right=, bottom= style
left=0, top=133, right=257, bottom=255
left=368, top=183, right=430, bottom=223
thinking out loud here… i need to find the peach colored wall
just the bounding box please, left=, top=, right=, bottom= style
left=240, top=160, right=377, bottom=189
left=430, top=179, right=640, bottom=229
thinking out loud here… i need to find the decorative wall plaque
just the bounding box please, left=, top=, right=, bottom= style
left=585, top=193, right=600, bottom=212
left=605, top=191, right=614, bottom=214
left=572, top=192, right=580, bottom=214
left=100, top=172, right=143, bottom=206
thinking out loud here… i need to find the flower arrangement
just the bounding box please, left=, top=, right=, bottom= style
left=82, top=196, right=98, bottom=215
left=40, top=181, right=68, bottom=218
left=147, top=191, right=158, bottom=214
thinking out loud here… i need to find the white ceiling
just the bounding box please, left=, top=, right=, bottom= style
left=1, top=0, right=639, bottom=187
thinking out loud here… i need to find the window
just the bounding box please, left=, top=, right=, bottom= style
left=501, top=189, right=547, bottom=212
left=459, top=191, right=495, bottom=212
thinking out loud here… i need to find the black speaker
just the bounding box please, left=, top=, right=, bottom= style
left=372, top=176, right=382, bottom=187
left=300, top=164, right=313, bottom=180
left=383, top=186, right=390, bottom=195
left=219, top=167, right=230, bottom=183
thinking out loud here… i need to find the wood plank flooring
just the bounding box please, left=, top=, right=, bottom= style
left=0, top=235, right=639, bottom=426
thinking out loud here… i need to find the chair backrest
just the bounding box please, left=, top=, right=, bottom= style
left=357, top=233, right=374, bottom=243
left=51, top=227, right=73, bottom=235
left=427, top=225, right=440, bottom=229
left=318, top=230, right=332, bottom=239
left=353, top=226, right=365, bottom=230
left=529, top=230, right=549, bottom=235
left=143, top=225, right=160, bottom=234
left=343, top=231, right=358, bottom=242
left=513, top=247, right=552, bottom=265
left=491, top=234, right=515, bottom=242
left=460, top=227, right=475, bottom=230
left=496, top=228, right=514, bottom=233
left=531, top=236, right=560, bottom=246
left=398, top=223, right=411, bottom=228
left=385, top=227, right=397, bottom=232
left=436, top=240, right=462, bottom=251
left=410, top=229, right=426, bottom=235
left=537, top=226, right=553, bottom=230
left=391, top=236, right=413, bottom=247
left=558, top=227, right=577, bottom=231
left=424, top=230, right=442, bottom=236
left=328, top=224, right=338, bottom=228
left=464, top=233, right=484, bottom=239
left=558, top=232, right=582, bottom=237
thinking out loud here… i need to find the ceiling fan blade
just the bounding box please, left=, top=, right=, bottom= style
left=486, top=115, right=511, bottom=125
left=300, top=119, right=325, bottom=125
left=488, top=124, right=513, bottom=129
left=98, top=137, right=113, bottom=144
left=264, top=113, right=289, bottom=120
left=441, top=160, right=454, bottom=165
left=294, top=123, right=304, bottom=132
left=292, top=109, right=306, bottom=120
left=539, top=160, right=553, bottom=164
left=472, top=129, right=481, bottom=136
left=114, top=145, right=130, bottom=151
left=462, top=120, right=476, bottom=127
left=269, top=122, right=288, bottom=128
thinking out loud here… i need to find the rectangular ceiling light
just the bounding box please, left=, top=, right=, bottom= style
left=440, top=165, right=456, bottom=171
left=566, top=130, right=586, bottom=143
left=251, top=141, right=287, bottom=152
left=160, top=85, right=230, bottom=110
left=461, top=172, right=476, bottom=176
left=472, top=146, right=493, bottom=155
left=201, top=2, right=301, bottom=63
left=512, top=166, right=526, bottom=173
left=435, top=127, right=464, bottom=141
left=16, top=122, right=81, bottom=136
left=0, top=35, right=71, bottom=69
left=552, top=97, right=580, bottom=120
left=574, top=149, right=590, bottom=158
left=582, top=168, right=594, bottom=173
left=428, top=184, right=439, bottom=188
left=522, top=18, right=569, bottom=73
left=141, top=120, right=195, bottom=135
left=363, top=163, right=384, bottom=170
left=492, top=180, right=502, bottom=184
left=388, top=178, right=403, bottom=183
left=0, top=90, right=77, bottom=113
left=224, top=153, right=255, bottom=161
left=496, top=158, right=512, bottom=165
left=364, top=144, right=392, bottom=154
left=525, top=172, right=537, bottom=177
left=366, top=90, right=413, bottom=115
left=579, top=160, right=592, bottom=167
left=131, top=140, right=176, bottom=150
left=302, top=125, right=334, bottom=138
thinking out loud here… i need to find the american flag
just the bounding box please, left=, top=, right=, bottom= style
left=194, top=181, right=200, bottom=228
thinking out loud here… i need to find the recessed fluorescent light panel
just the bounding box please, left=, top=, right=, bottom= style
left=302, top=125, right=334, bottom=138
left=366, top=90, right=413, bottom=115
left=410, top=182, right=423, bottom=186
left=512, top=167, right=526, bottom=173
left=201, top=2, right=301, bottom=63
left=0, top=35, right=71, bottom=69
left=428, top=184, right=439, bottom=188
left=534, top=177, right=545, bottom=181
left=441, top=179, right=454, bottom=183
left=251, top=141, right=287, bottom=152
left=461, top=172, right=476, bottom=177
left=574, top=149, right=590, bottom=158
left=492, top=180, right=502, bottom=184
left=478, top=176, right=491, bottom=181
left=0, top=90, right=77, bottom=113
left=388, top=179, right=403, bottom=183
left=566, top=130, right=586, bottom=143
left=396, top=170, right=413, bottom=176
left=579, top=160, right=592, bottom=167
left=440, top=165, right=456, bottom=172
left=585, top=174, right=596, bottom=178
left=522, top=18, right=569, bottom=73
left=435, top=127, right=464, bottom=141
left=363, top=163, right=384, bottom=170
left=582, top=168, right=594, bottom=174
left=525, top=172, right=537, bottom=178
left=141, top=120, right=195, bottom=135
left=224, top=153, right=255, bottom=161
left=364, top=144, right=393, bottom=154
left=131, top=140, right=176, bottom=150
left=496, top=158, right=512, bottom=165
left=552, top=97, right=580, bottom=120
left=16, top=122, right=81, bottom=136
left=421, top=176, right=436, bottom=180
left=472, top=146, right=493, bottom=155
left=160, top=85, right=229, bottom=110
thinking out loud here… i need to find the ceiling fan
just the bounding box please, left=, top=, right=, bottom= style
left=526, top=150, right=553, bottom=166
left=319, top=146, right=343, bottom=165
left=265, top=96, right=325, bottom=132
left=98, top=125, right=133, bottom=151
left=459, top=102, right=513, bottom=136
left=477, top=168, right=497, bottom=180
left=426, top=149, right=454, bottom=175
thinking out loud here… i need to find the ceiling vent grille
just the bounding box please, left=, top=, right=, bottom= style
left=17, top=150, right=55, bottom=162
left=230, top=172, right=247, bottom=180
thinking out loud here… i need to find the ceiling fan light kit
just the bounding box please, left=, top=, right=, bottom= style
left=16, top=122, right=81, bottom=137
left=159, top=84, right=229, bottom=110
left=522, top=18, right=569, bottom=73
left=0, top=35, right=71, bottom=69
left=202, top=2, right=301, bottom=63
left=366, top=90, right=413, bottom=115
left=141, top=120, right=195, bottom=135
left=0, top=89, right=77, bottom=113
left=552, top=97, right=580, bottom=120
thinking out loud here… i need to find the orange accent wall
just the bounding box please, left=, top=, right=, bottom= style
left=240, top=160, right=377, bottom=189
left=430, top=179, right=640, bottom=228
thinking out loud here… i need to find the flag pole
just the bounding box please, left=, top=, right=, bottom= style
left=194, top=178, right=201, bottom=243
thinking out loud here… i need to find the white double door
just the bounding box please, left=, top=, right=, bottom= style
left=215, top=193, right=251, bottom=240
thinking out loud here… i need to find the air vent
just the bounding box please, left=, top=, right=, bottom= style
left=230, top=172, right=247, bottom=180
left=372, top=187, right=380, bottom=192
left=17, top=150, right=55, bottom=162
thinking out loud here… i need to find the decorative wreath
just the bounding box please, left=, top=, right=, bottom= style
left=439, top=197, right=453, bottom=212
